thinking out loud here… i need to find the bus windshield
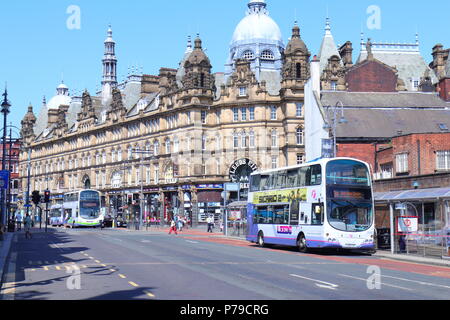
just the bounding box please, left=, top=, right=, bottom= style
left=80, top=191, right=100, bottom=219
left=327, top=200, right=373, bottom=232
left=326, top=160, right=370, bottom=186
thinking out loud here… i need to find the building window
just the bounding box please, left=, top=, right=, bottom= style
left=380, top=163, right=393, bottom=179
left=165, top=139, right=171, bottom=154
left=331, top=81, right=337, bottom=91
left=242, top=50, right=255, bottom=60
left=201, top=111, right=207, bottom=124
left=436, top=150, right=450, bottom=170
left=261, top=50, right=274, bottom=60
left=249, top=130, right=255, bottom=148
left=396, top=153, right=409, bottom=173
left=296, top=103, right=303, bottom=117
left=296, top=63, right=301, bottom=79
left=173, top=137, right=179, bottom=153
left=216, top=110, right=221, bottom=124
left=272, top=156, right=278, bottom=169
left=154, top=141, right=159, bottom=156
left=239, top=87, right=247, bottom=97
left=241, top=108, right=247, bottom=121
left=233, top=108, right=239, bottom=122
left=202, top=135, right=207, bottom=151
left=241, top=131, right=247, bottom=148
left=271, top=130, right=278, bottom=147
left=297, top=154, right=304, bottom=165
left=296, top=128, right=304, bottom=145
left=270, top=106, right=277, bottom=120
left=154, top=165, right=159, bottom=184
left=249, top=107, right=255, bottom=120
left=233, top=132, right=239, bottom=149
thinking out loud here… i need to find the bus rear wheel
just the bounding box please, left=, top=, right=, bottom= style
left=297, top=234, right=308, bottom=253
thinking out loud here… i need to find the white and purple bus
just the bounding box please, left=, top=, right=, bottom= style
left=246, top=158, right=375, bottom=253
left=64, top=190, right=102, bottom=228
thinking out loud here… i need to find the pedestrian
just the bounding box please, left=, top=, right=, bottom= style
left=15, top=210, right=23, bottom=231
left=207, top=215, right=214, bottom=233
left=177, top=216, right=184, bottom=232
left=168, top=219, right=178, bottom=235
left=24, top=213, right=33, bottom=239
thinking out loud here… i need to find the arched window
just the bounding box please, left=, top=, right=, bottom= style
left=242, top=50, right=255, bottom=60
left=154, top=140, right=160, bottom=156
left=261, top=50, right=274, bottom=60
left=165, top=139, right=171, bottom=154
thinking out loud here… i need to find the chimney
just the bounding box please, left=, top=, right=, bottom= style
left=339, top=41, right=353, bottom=68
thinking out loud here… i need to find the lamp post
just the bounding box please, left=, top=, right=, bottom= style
left=323, top=101, right=347, bottom=157
left=132, top=148, right=154, bottom=230
left=1, top=88, right=11, bottom=228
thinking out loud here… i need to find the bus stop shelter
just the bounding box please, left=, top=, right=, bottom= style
left=374, top=187, right=450, bottom=258
left=226, top=201, right=247, bottom=238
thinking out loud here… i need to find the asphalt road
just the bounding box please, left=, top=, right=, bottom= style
left=1, top=227, right=450, bottom=301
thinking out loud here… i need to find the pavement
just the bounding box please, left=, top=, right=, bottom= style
left=0, top=225, right=449, bottom=288
left=0, top=232, right=14, bottom=286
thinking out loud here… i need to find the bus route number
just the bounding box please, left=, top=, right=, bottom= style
left=224, top=305, right=269, bottom=316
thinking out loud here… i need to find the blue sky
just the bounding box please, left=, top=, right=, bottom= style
left=0, top=0, right=449, bottom=132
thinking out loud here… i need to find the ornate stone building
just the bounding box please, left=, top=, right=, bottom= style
left=19, top=0, right=308, bottom=224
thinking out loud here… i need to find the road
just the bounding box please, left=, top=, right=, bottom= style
left=1, top=226, right=450, bottom=301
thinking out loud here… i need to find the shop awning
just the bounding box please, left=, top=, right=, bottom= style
left=374, top=187, right=450, bottom=203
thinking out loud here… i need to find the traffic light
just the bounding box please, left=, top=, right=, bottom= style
left=32, top=191, right=41, bottom=205
left=44, top=190, right=51, bottom=203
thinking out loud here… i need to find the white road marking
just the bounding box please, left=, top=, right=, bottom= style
left=290, top=274, right=339, bottom=290
left=339, top=274, right=413, bottom=291
left=186, top=240, right=199, bottom=244
left=381, top=274, right=450, bottom=290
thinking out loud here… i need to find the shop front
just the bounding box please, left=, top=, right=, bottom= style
left=196, top=184, right=223, bottom=224
left=375, top=188, right=450, bottom=259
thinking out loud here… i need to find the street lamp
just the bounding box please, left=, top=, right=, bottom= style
left=132, top=148, right=154, bottom=229
left=323, top=101, right=347, bottom=157
left=1, top=88, right=11, bottom=228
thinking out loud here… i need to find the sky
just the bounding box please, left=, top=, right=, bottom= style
left=0, top=0, right=449, bottom=133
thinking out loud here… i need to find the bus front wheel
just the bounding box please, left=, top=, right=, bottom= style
left=297, top=234, right=308, bottom=253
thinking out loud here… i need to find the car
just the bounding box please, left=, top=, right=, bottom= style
left=116, top=215, right=127, bottom=228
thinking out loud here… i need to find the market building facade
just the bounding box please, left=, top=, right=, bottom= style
left=19, top=0, right=309, bottom=225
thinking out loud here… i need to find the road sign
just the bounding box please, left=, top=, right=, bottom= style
left=224, top=183, right=240, bottom=192
left=0, top=170, right=9, bottom=189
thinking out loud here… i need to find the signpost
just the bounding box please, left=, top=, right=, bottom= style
left=0, top=170, right=9, bottom=228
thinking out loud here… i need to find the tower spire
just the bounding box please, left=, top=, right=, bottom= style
left=102, top=25, right=118, bottom=105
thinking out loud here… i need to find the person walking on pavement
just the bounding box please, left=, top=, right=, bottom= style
left=24, top=213, right=33, bottom=239
left=15, top=210, right=23, bottom=231
left=168, top=219, right=178, bottom=235
left=207, top=215, right=214, bottom=233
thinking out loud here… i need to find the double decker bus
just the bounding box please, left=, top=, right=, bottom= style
left=247, top=158, right=375, bottom=253
left=63, top=190, right=102, bottom=228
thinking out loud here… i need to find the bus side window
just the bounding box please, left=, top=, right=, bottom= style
left=290, top=201, right=299, bottom=226
left=311, top=203, right=324, bottom=225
